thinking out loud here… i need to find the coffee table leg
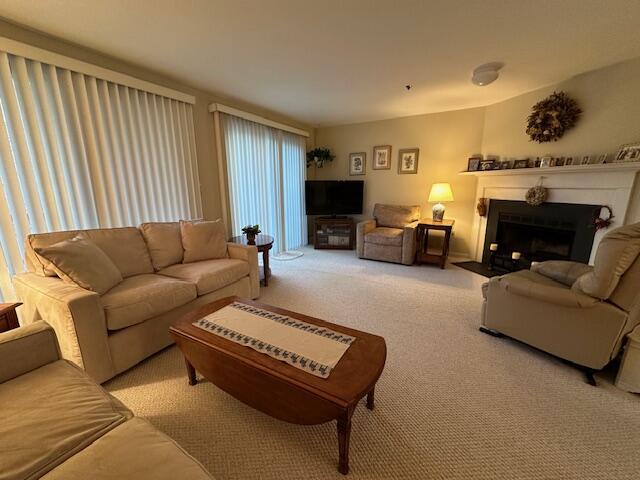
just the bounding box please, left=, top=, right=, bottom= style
left=366, top=386, right=375, bottom=410
left=184, top=357, right=197, bottom=386
left=337, top=408, right=354, bottom=475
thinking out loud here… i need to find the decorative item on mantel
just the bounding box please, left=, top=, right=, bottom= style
left=525, top=178, right=548, bottom=206
left=428, top=183, right=454, bottom=221
left=526, top=91, right=582, bottom=143
left=306, top=147, right=335, bottom=168
left=594, top=206, right=614, bottom=231
left=241, top=224, right=261, bottom=245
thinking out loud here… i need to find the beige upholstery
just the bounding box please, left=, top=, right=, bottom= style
left=140, top=222, right=184, bottom=270
left=181, top=219, right=228, bottom=263
left=0, top=360, right=132, bottom=480
left=482, top=222, right=640, bottom=370
left=356, top=204, right=420, bottom=265
left=41, top=418, right=212, bottom=480
left=34, top=235, right=123, bottom=294
left=160, top=258, right=250, bottom=296
left=14, top=224, right=260, bottom=383
left=101, top=274, right=197, bottom=331
left=0, top=324, right=214, bottom=480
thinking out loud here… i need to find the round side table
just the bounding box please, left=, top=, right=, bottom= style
left=229, top=234, right=274, bottom=286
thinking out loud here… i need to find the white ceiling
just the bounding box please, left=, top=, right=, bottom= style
left=2, top=0, right=640, bottom=127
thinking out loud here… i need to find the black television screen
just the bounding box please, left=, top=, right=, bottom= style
left=305, top=180, right=364, bottom=216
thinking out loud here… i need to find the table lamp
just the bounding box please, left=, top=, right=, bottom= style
left=428, top=183, right=454, bottom=221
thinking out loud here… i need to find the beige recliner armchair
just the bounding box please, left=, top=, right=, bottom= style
left=481, top=222, right=640, bottom=385
left=357, top=204, right=421, bottom=265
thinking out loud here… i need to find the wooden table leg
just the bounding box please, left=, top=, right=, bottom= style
left=366, top=386, right=375, bottom=411
left=263, top=249, right=270, bottom=286
left=337, top=408, right=354, bottom=475
left=184, top=357, right=197, bottom=386
left=441, top=229, right=452, bottom=269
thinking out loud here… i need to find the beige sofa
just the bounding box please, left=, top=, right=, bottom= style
left=13, top=223, right=259, bottom=384
left=356, top=204, right=421, bottom=265
left=481, top=222, right=640, bottom=383
left=0, top=321, right=213, bottom=480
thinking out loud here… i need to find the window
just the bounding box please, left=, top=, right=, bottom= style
left=221, top=113, right=306, bottom=254
left=0, top=50, right=201, bottom=301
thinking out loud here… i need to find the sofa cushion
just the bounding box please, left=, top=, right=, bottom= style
left=373, top=204, right=421, bottom=228
left=40, top=417, right=213, bottom=480
left=140, top=222, right=184, bottom=271
left=159, top=258, right=250, bottom=296
left=572, top=222, right=640, bottom=300
left=34, top=235, right=123, bottom=295
left=0, top=360, right=132, bottom=480
left=180, top=219, right=228, bottom=263
left=101, top=274, right=197, bottom=331
left=365, top=227, right=404, bottom=247
left=27, top=227, right=154, bottom=278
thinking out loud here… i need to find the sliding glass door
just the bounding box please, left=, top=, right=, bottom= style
left=221, top=113, right=306, bottom=254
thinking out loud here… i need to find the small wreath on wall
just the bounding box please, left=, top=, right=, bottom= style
left=594, top=206, right=614, bottom=231
left=526, top=91, right=581, bottom=143
left=525, top=178, right=547, bottom=206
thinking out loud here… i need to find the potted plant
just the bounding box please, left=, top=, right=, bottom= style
left=241, top=224, right=261, bottom=245
left=306, top=147, right=335, bottom=168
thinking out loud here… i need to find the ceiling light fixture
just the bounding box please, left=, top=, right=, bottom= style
left=471, top=62, right=504, bottom=86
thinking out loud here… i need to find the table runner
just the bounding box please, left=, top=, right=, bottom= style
left=193, top=302, right=355, bottom=378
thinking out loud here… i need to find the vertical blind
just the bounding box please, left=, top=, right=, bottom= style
left=0, top=51, right=202, bottom=301
left=222, top=113, right=306, bottom=254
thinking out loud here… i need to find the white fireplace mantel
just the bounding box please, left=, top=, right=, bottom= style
left=460, top=162, right=640, bottom=264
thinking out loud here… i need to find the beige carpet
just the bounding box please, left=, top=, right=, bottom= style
left=105, top=248, right=640, bottom=479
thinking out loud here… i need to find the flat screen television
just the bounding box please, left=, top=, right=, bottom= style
left=305, top=180, right=364, bottom=216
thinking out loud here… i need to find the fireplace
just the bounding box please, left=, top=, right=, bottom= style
left=481, top=200, right=600, bottom=270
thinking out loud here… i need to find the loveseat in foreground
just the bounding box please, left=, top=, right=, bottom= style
left=0, top=321, right=213, bottom=480
left=13, top=222, right=259, bottom=383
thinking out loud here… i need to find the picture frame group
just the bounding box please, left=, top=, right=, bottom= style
left=349, top=146, right=419, bottom=175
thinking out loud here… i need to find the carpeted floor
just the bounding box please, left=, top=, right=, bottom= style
left=105, top=248, right=640, bottom=480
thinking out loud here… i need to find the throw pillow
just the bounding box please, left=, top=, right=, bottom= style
left=34, top=235, right=123, bottom=294
left=180, top=219, right=228, bottom=263
left=140, top=222, right=184, bottom=270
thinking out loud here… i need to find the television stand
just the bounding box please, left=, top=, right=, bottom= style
left=319, top=215, right=348, bottom=220
left=313, top=217, right=354, bottom=250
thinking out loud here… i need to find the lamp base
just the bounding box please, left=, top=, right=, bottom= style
left=432, top=203, right=445, bottom=222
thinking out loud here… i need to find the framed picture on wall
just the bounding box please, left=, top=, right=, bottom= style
left=372, top=145, right=392, bottom=170
left=398, top=148, right=419, bottom=174
left=349, top=152, right=366, bottom=175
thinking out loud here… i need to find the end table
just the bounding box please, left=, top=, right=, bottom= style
left=229, top=234, right=274, bottom=286
left=0, top=303, right=22, bottom=333
left=415, top=219, right=455, bottom=269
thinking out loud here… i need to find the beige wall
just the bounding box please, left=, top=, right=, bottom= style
left=482, top=56, right=640, bottom=225
left=314, top=108, right=486, bottom=255
left=0, top=19, right=313, bottom=224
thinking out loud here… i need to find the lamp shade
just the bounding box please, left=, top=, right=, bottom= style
left=428, top=183, right=454, bottom=203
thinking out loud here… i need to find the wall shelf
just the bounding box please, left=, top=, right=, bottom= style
left=458, top=162, right=640, bottom=177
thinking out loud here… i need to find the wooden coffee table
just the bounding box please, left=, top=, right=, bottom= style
left=169, top=297, right=386, bottom=474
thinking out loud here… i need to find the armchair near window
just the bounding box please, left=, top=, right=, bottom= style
left=481, top=222, right=640, bottom=384
left=356, top=204, right=421, bottom=265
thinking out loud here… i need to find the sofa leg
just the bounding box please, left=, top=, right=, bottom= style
left=479, top=326, right=505, bottom=338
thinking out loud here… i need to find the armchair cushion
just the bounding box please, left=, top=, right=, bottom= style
left=159, top=258, right=250, bottom=296
left=531, top=260, right=593, bottom=287
left=365, top=227, right=404, bottom=247
left=373, top=204, right=421, bottom=229
left=0, top=322, right=59, bottom=383
left=500, top=270, right=599, bottom=308
left=100, top=274, right=196, bottom=331
left=140, top=222, right=183, bottom=270
left=573, top=223, right=640, bottom=300
left=180, top=219, right=228, bottom=263
left=34, top=235, right=123, bottom=295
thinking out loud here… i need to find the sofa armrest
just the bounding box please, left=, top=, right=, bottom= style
left=531, top=260, right=593, bottom=287
left=0, top=321, right=60, bottom=383
left=227, top=243, right=260, bottom=299
left=356, top=219, right=377, bottom=258
left=12, top=273, right=114, bottom=383
left=500, top=275, right=599, bottom=308
left=401, top=220, right=420, bottom=265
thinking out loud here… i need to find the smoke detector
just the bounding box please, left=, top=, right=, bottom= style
left=472, top=62, right=504, bottom=86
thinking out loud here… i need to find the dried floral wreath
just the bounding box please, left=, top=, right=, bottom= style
left=526, top=91, right=581, bottom=143
left=594, top=206, right=614, bottom=231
